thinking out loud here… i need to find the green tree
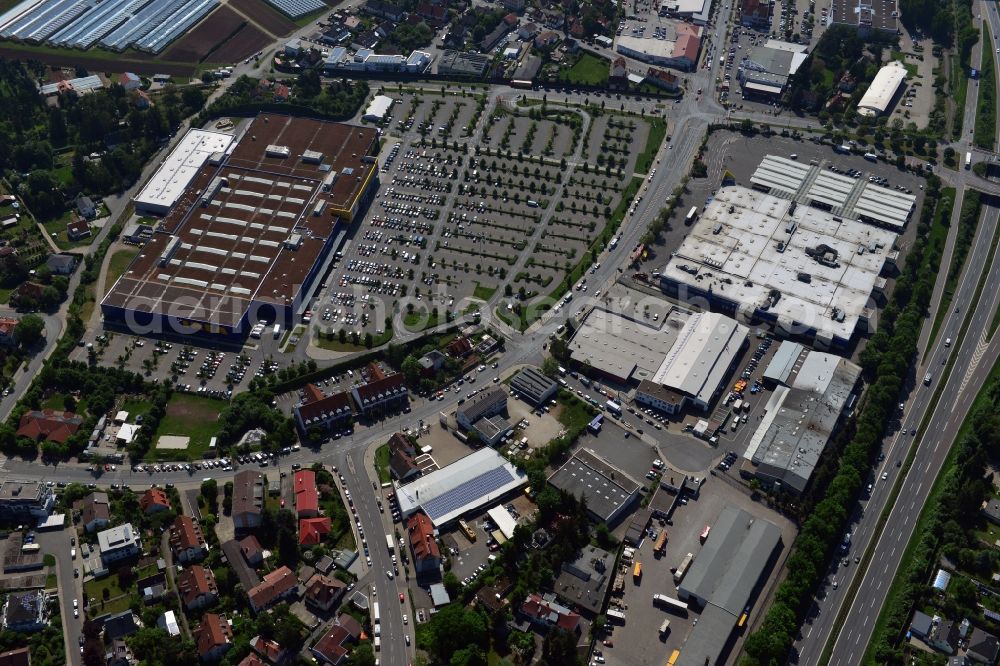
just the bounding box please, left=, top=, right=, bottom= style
left=542, top=626, right=579, bottom=666
left=541, top=356, right=561, bottom=378
left=200, top=479, right=218, bottom=514
left=13, top=314, right=45, bottom=348
left=427, top=604, right=488, bottom=662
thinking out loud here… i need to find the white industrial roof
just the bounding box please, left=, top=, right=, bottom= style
left=616, top=35, right=677, bottom=60
left=568, top=306, right=687, bottom=382
left=661, top=186, right=898, bottom=344
left=486, top=505, right=518, bottom=539
left=857, top=61, right=907, bottom=116
left=651, top=312, right=748, bottom=404
left=395, top=448, right=526, bottom=526
left=134, top=129, right=234, bottom=212
left=363, top=94, right=394, bottom=122
left=750, top=155, right=915, bottom=229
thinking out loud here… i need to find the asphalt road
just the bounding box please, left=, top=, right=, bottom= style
left=36, top=526, right=81, bottom=666
left=793, top=203, right=1000, bottom=664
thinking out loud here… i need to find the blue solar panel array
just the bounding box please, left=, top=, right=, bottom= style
left=422, top=467, right=516, bottom=522
left=264, top=0, right=325, bottom=19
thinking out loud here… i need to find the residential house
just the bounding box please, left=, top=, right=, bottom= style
left=446, top=336, right=472, bottom=358
left=233, top=470, right=265, bottom=529
left=609, top=57, right=629, bottom=87
left=982, top=499, right=1000, bottom=526
left=273, top=84, right=290, bottom=102
left=407, top=511, right=441, bottom=575
left=97, top=523, right=141, bottom=564
left=194, top=613, right=233, bottom=662
left=75, top=491, right=110, bottom=533
left=519, top=592, right=582, bottom=632
left=102, top=610, right=140, bottom=642
left=0, top=482, right=54, bottom=520
left=351, top=374, right=408, bottom=418
left=304, top=573, right=347, bottom=613
left=0, top=318, right=16, bottom=347
left=139, top=487, right=171, bottom=515
left=293, top=385, right=353, bottom=435
left=417, top=350, right=446, bottom=377
left=1, top=592, right=46, bottom=632
left=300, top=517, right=331, bottom=545
left=239, top=535, right=264, bottom=565
left=416, top=2, right=448, bottom=24
left=66, top=219, right=92, bottom=241
left=9, top=282, right=44, bottom=308
left=646, top=67, right=680, bottom=91
left=221, top=539, right=261, bottom=593
left=388, top=432, right=420, bottom=481
left=517, top=22, right=538, bottom=40
left=362, top=0, right=404, bottom=21
left=294, top=470, right=319, bottom=518
left=250, top=635, right=288, bottom=665
left=16, top=410, right=82, bottom=443
left=968, top=627, right=1000, bottom=664
left=169, top=515, right=208, bottom=564
left=76, top=195, right=96, bottom=218
left=481, top=21, right=514, bottom=52
left=310, top=614, right=362, bottom=664
left=248, top=566, right=297, bottom=613
left=177, top=565, right=219, bottom=611
left=118, top=72, right=142, bottom=90
left=534, top=31, right=559, bottom=49
left=45, top=253, right=76, bottom=275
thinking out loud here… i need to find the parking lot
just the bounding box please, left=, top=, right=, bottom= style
left=602, top=479, right=796, bottom=666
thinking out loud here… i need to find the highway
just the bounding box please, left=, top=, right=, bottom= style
left=791, top=197, right=1000, bottom=663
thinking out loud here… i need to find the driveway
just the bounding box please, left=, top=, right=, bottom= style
left=36, top=526, right=81, bottom=666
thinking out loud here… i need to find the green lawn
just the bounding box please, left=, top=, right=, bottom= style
left=121, top=397, right=152, bottom=420
left=313, top=327, right=393, bottom=352
left=635, top=118, right=668, bottom=174
left=952, top=53, right=971, bottom=139
left=473, top=282, right=497, bottom=301
left=103, top=248, right=139, bottom=295
left=374, top=444, right=391, bottom=484
left=84, top=572, right=128, bottom=603
left=555, top=390, right=594, bottom=432
left=403, top=310, right=440, bottom=332
left=146, top=393, right=224, bottom=461
left=42, top=393, right=87, bottom=414
left=557, top=53, right=610, bottom=86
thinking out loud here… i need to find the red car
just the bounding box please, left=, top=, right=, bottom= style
left=399, top=593, right=405, bottom=602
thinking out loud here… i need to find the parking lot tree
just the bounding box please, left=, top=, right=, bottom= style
left=200, top=479, right=218, bottom=513
left=443, top=570, right=461, bottom=598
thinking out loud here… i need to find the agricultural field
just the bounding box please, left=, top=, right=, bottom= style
left=162, top=6, right=247, bottom=63
left=229, top=0, right=298, bottom=35
left=209, top=24, right=271, bottom=64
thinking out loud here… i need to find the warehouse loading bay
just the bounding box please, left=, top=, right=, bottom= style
left=604, top=479, right=796, bottom=666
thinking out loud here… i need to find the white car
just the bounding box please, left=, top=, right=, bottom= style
left=403, top=614, right=408, bottom=625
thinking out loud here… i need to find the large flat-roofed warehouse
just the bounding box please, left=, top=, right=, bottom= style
left=660, top=185, right=898, bottom=349
left=742, top=341, right=861, bottom=493
left=134, top=129, right=235, bottom=215
left=436, top=49, right=491, bottom=76
left=675, top=506, right=782, bottom=666
left=829, top=0, right=898, bottom=35
left=569, top=298, right=746, bottom=411
left=395, top=448, right=526, bottom=527
left=102, top=115, right=379, bottom=340
left=548, top=448, right=641, bottom=525
left=856, top=60, right=907, bottom=117
left=510, top=366, right=558, bottom=406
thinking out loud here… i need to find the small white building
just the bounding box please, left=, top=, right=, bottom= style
left=98, top=523, right=141, bottom=564
left=363, top=95, right=394, bottom=123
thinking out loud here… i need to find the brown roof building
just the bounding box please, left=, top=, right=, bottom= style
left=304, top=573, right=346, bottom=613
left=239, top=534, right=264, bottom=565
left=248, top=566, right=297, bottom=613
left=351, top=374, right=408, bottom=416
left=169, top=515, right=208, bottom=564
left=0, top=648, right=30, bottom=666
left=139, top=487, right=171, bottom=515
left=407, top=511, right=441, bottom=574
left=310, top=614, right=362, bottom=664
left=177, top=564, right=218, bottom=611
left=194, top=613, right=233, bottom=662
left=76, top=491, right=109, bottom=533
left=16, top=410, right=82, bottom=443
left=232, top=470, right=265, bottom=530
left=294, top=385, right=353, bottom=434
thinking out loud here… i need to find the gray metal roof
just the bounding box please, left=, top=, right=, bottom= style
left=678, top=506, right=781, bottom=615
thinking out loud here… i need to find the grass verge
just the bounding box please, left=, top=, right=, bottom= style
left=951, top=51, right=971, bottom=139
left=374, top=444, right=391, bottom=484
left=313, top=327, right=393, bottom=352
left=102, top=247, right=139, bottom=297
left=976, top=24, right=998, bottom=150
left=923, top=187, right=970, bottom=356
left=635, top=118, right=667, bottom=175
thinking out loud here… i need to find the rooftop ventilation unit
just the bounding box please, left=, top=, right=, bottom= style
left=302, top=150, right=324, bottom=164
left=265, top=145, right=291, bottom=158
